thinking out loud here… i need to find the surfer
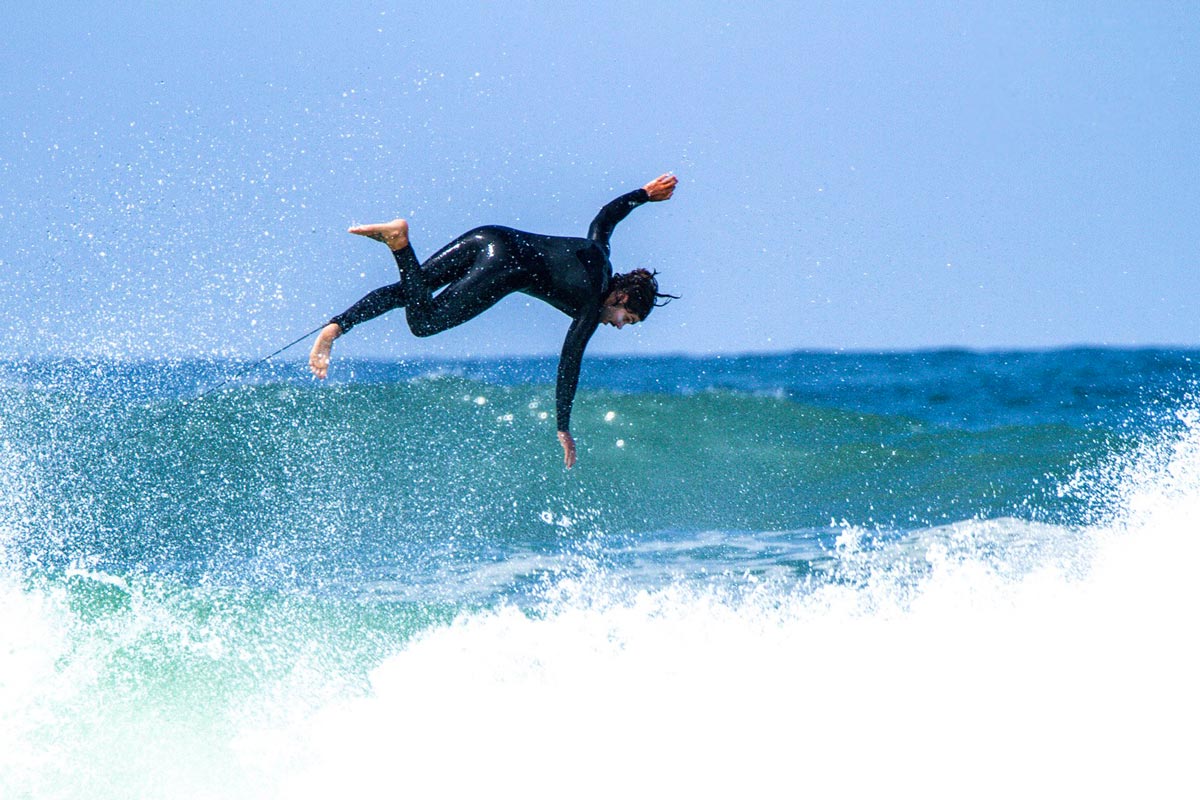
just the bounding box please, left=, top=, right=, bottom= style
left=308, top=174, right=679, bottom=468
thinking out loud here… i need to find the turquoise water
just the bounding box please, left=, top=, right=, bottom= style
left=2, top=350, right=1197, bottom=797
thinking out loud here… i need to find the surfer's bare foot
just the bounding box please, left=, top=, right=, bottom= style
left=348, top=219, right=409, bottom=251
left=308, top=323, right=342, bottom=379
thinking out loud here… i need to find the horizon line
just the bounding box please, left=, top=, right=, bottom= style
left=4, top=342, right=1199, bottom=366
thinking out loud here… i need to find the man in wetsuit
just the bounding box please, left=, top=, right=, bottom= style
left=308, top=173, right=678, bottom=468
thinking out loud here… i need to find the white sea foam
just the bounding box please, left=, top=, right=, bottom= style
left=4, top=416, right=1199, bottom=798
left=251, top=421, right=1200, bottom=799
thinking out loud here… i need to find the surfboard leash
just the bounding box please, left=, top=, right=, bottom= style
left=187, top=322, right=327, bottom=403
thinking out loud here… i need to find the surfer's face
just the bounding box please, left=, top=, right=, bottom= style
left=602, top=305, right=641, bottom=329
left=601, top=291, right=641, bottom=329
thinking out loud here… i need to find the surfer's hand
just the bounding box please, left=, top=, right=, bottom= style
left=643, top=174, right=677, bottom=201
left=558, top=431, right=577, bottom=469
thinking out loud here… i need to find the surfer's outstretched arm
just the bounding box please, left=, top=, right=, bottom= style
left=555, top=311, right=600, bottom=468
left=587, top=174, right=677, bottom=254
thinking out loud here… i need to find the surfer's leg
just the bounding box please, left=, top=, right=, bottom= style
left=349, top=218, right=409, bottom=251
left=310, top=280, right=410, bottom=378
left=327, top=283, right=406, bottom=334
left=316, top=222, right=522, bottom=369
left=310, top=220, right=413, bottom=378
left=328, top=216, right=460, bottom=332
left=403, top=234, right=479, bottom=287
left=341, top=216, right=478, bottom=311
left=325, top=218, right=485, bottom=339
left=399, top=228, right=526, bottom=338
left=308, top=323, right=341, bottom=379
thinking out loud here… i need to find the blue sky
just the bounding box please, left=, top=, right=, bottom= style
left=2, top=2, right=1197, bottom=359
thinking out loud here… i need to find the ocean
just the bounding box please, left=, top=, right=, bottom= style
left=1, top=349, right=1197, bottom=797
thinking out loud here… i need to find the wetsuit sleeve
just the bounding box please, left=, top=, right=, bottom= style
left=587, top=188, right=650, bottom=254
left=556, top=311, right=600, bottom=433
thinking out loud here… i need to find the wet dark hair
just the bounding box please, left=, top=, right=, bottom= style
left=607, top=269, right=679, bottom=320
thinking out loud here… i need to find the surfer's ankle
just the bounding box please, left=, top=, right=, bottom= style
left=308, top=323, right=341, bottom=379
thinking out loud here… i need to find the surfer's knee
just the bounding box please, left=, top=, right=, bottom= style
left=407, top=315, right=439, bottom=338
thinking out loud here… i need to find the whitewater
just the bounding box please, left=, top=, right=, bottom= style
left=1, top=350, right=1197, bottom=798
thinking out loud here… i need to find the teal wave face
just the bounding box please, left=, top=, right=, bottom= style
left=5, top=372, right=1122, bottom=596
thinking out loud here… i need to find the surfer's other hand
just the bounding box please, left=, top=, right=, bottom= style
left=558, top=431, right=577, bottom=469
left=643, top=173, right=677, bottom=201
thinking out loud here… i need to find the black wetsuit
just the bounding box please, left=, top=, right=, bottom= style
left=330, top=188, right=650, bottom=433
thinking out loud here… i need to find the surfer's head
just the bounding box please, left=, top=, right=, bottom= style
left=604, top=269, right=678, bottom=326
